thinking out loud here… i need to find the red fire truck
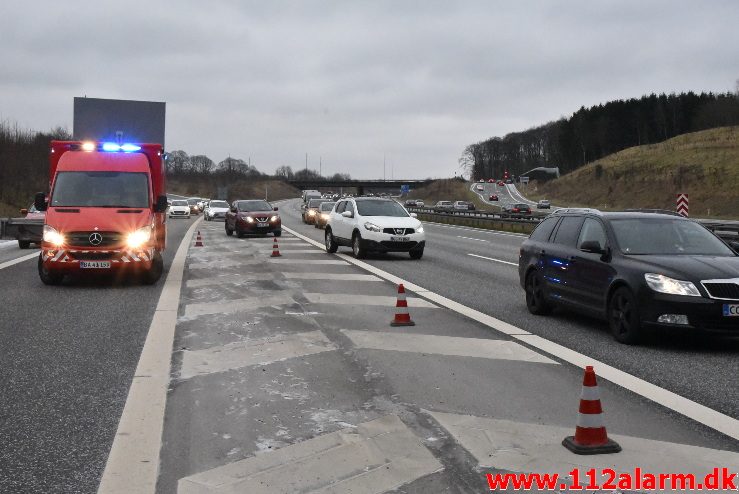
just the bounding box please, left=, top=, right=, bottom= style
left=34, top=141, right=168, bottom=285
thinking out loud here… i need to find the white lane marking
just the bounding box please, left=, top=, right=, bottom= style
left=341, top=330, right=556, bottom=364
left=259, top=249, right=324, bottom=254
left=303, top=292, right=438, bottom=308
left=179, top=330, right=337, bottom=380
left=184, top=293, right=295, bottom=318
left=283, top=272, right=381, bottom=281
left=0, top=252, right=39, bottom=270
left=98, top=217, right=202, bottom=494
left=424, top=222, right=527, bottom=238
left=282, top=225, right=739, bottom=441
left=467, top=253, right=518, bottom=266
left=186, top=273, right=276, bottom=287
left=178, top=415, right=442, bottom=494
left=188, top=259, right=264, bottom=270
left=456, top=235, right=488, bottom=242
left=267, top=259, right=348, bottom=265
left=429, top=411, right=739, bottom=475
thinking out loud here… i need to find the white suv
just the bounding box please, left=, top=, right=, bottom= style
left=324, top=198, right=426, bottom=259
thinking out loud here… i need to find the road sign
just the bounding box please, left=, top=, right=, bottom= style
left=519, top=176, right=529, bottom=184
left=400, top=184, right=410, bottom=193
left=676, top=193, right=689, bottom=217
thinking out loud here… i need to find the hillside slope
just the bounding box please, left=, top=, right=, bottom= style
left=531, top=126, right=739, bottom=218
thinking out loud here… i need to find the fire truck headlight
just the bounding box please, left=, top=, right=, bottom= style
left=43, top=225, right=65, bottom=247
left=126, top=227, right=152, bottom=249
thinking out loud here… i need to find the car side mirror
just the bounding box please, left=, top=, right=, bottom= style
left=20, top=208, right=28, bottom=216
left=34, top=192, right=47, bottom=212
left=155, top=195, right=168, bottom=213
left=579, top=240, right=605, bottom=254
left=410, top=213, right=417, bottom=218
left=273, top=207, right=278, bottom=211
left=729, top=240, right=739, bottom=254
left=341, top=211, right=353, bottom=218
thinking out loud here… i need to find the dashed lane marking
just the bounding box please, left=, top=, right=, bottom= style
left=178, top=415, right=443, bottom=494
left=282, top=272, right=381, bottom=281
left=456, top=235, right=488, bottom=242
left=0, top=252, right=39, bottom=270
left=267, top=259, right=348, bottom=265
left=179, top=330, right=337, bottom=379
left=467, top=253, right=518, bottom=266
left=303, top=292, right=438, bottom=308
left=428, top=411, right=739, bottom=479
left=98, top=217, right=203, bottom=494
left=282, top=225, right=739, bottom=441
left=183, top=293, right=296, bottom=318
left=186, top=273, right=277, bottom=287
left=188, top=259, right=265, bottom=270
left=424, top=222, right=528, bottom=238
left=341, top=330, right=557, bottom=364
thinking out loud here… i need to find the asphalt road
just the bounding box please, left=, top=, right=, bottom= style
left=0, top=215, right=194, bottom=493
left=280, top=199, right=739, bottom=421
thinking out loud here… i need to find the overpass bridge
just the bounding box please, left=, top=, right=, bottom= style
left=287, top=178, right=432, bottom=196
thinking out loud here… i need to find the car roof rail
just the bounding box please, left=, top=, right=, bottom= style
left=620, top=208, right=683, bottom=216
left=553, top=207, right=601, bottom=215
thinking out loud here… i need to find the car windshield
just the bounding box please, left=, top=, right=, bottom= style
left=51, top=171, right=149, bottom=208
left=172, top=200, right=187, bottom=206
left=309, top=199, right=325, bottom=208
left=611, top=218, right=734, bottom=256
left=209, top=201, right=228, bottom=208
left=356, top=200, right=408, bottom=217
left=320, top=202, right=335, bottom=211
left=237, top=200, right=272, bottom=212
left=187, top=198, right=199, bottom=205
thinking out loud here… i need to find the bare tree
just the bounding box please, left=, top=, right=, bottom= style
left=190, top=155, right=214, bottom=175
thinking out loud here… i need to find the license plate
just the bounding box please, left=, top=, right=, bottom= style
left=390, top=236, right=410, bottom=242
left=723, top=304, right=739, bottom=316
left=257, top=222, right=268, bottom=227
left=80, top=261, right=111, bottom=269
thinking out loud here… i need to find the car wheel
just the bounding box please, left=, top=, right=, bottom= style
left=236, top=228, right=245, bottom=238
left=409, top=247, right=424, bottom=260
left=142, top=251, right=163, bottom=285
left=352, top=232, right=366, bottom=259
left=274, top=230, right=281, bottom=237
left=38, top=255, right=63, bottom=285
left=325, top=229, right=338, bottom=253
left=525, top=270, right=552, bottom=315
left=225, top=224, right=233, bottom=236
left=608, top=287, right=642, bottom=344
left=18, top=240, right=31, bottom=249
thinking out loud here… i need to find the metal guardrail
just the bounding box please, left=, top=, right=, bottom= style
left=0, top=218, right=44, bottom=241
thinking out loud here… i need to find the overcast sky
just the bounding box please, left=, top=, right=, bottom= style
left=1, top=1, right=737, bottom=179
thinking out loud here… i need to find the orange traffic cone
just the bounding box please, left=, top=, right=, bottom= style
left=562, top=366, right=621, bottom=455
left=390, top=284, right=415, bottom=326
left=270, top=237, right=282, bottom=257
left=194, top=231, right=204, bottom=247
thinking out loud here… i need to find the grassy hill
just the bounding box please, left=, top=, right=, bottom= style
left=529, top=126, right=739, bottom=219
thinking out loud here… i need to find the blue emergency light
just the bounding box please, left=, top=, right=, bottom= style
left=101, top=142, right=142, bottom=152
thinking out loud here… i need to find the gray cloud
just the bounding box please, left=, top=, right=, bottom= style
left=1, top=0, right=737, bottom=178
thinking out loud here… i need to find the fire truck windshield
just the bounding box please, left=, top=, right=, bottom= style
left=50, top=171, right=150, bottom=208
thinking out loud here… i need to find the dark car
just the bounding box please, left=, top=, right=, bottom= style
left=502, top=203, right=531, bottom=217
left=187, top=197, right=201, bottom=214
left=489, top=194, right=499, bottom=201
left=518, top=209, right=739, bottom=344
left=303, top=199, right=328, bottom=224
left=225, top=199, right=281, bottom=238
left=537, top=200, right=551, bottom=209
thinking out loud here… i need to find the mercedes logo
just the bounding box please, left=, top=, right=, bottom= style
left=89, top=232, right=103, bottom=246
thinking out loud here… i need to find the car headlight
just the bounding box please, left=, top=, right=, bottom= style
left=416, top=225, right=424, bottom=233
left=245, top=216, right=254, bottom=223
left=308, top=210, right=316, bottom=216
left=364, top=222, right=381, bottom=232
left=644, top=273, right=701, bottom=297
left=43, top=225, right=65, bottom=247
left=270, top=215, right=279, bottom=222
left=126, top=226, right=152, bottom=249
